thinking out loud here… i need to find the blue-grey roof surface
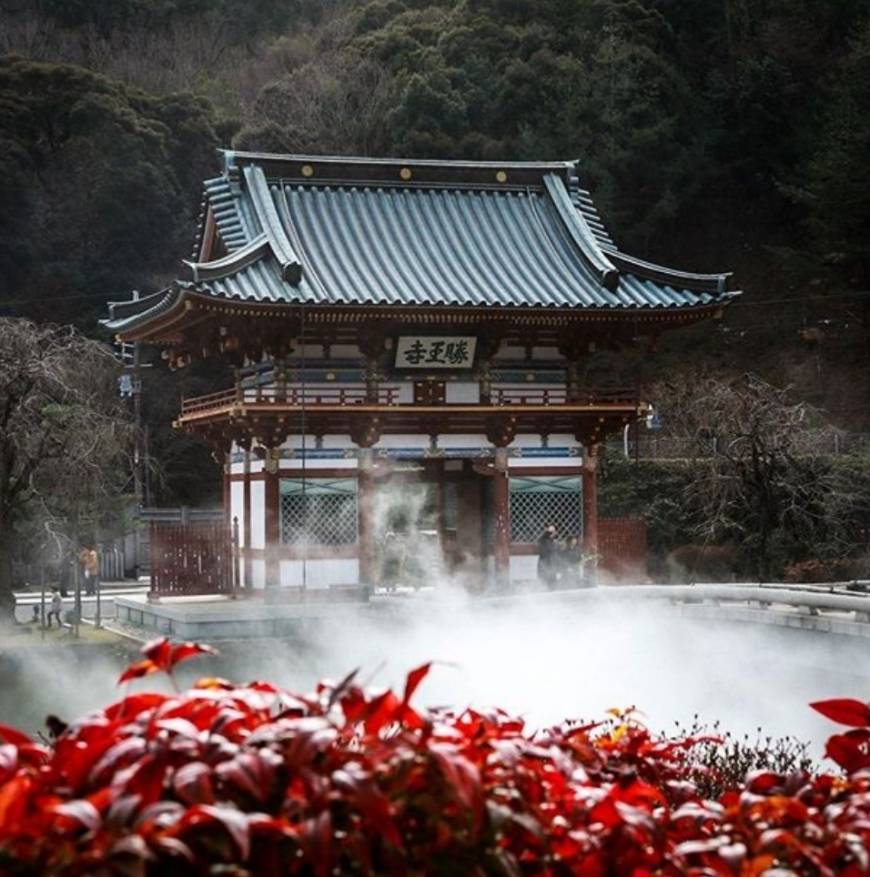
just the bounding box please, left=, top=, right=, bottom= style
left=107, top=152, right=736, bottom=332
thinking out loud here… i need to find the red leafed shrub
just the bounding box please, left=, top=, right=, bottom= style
left=1, top=642, right=870, bottom=876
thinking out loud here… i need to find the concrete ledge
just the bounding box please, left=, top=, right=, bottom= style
left=115, top=594, right=378, bottom=639
left=115, top=583, right=870, bottom=641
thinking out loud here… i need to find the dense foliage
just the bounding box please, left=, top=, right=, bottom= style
left=0, top=640, right=869, bottom=875
left=2, top=0, right=870, bottom=512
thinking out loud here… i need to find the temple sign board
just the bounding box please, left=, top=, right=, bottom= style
left=395, top=336, right=477, bottom=369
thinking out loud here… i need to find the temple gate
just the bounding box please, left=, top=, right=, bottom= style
left=106, top=152, right=736, bottom=593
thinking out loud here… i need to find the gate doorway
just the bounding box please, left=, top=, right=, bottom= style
left=373, top=467, right=444, bottom=589
left=371, top=461, right=492, bottom=589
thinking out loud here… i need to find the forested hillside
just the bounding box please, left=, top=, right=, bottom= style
left=1, top=0, right=869, bottom=501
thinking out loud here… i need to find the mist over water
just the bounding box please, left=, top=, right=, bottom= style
left=2, top=595, right=867, bottom=759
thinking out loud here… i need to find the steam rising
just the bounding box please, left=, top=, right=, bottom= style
left=2, top=595, right=865, bottom=758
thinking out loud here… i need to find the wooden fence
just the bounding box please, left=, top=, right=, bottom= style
left=599, top=517, right=647, bottom=581
left=149, top=520, right=237, bottom=596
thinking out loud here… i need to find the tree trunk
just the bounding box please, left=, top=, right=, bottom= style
left=0, top=531, right=17, bottom=621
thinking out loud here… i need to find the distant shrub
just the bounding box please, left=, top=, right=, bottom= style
left=783, top=558, right=856, bottom=583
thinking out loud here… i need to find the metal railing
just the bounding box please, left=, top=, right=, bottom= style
left=474, top=582, right=870, bottom=638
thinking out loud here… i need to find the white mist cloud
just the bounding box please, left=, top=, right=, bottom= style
left=2, top=595, right=864, bottom=760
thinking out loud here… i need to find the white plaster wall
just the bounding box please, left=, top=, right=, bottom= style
left=330, top=344, right=360, bottom=359
left=251, top=559, right=266, bottom=589
left=445, top=382, right=480, bottom=404
left=533, top=346, right=561, bottom=360
left=510, top=555, right=538, bottom=582
left=283, top=435, right=322, bottom=450
left=280, top=458, right=359, bottom=470
left=250, top=482, right=265, bottom=549
left=551, top=434, right=580, bottom=449
left=374, top=434, right=430, bottom=449
left=280, top=559, right=359, bottom=588
left=510, top=434, right=542, bottom=448
left=493, top=345, right=525, bottom=360
left=396, top=382, right=414, bottom=403
left=289, top=344, right=325, bottom=360
left=230, top=482, right=245, bottom=544
left=320, top=434, right=355, bottom=448
left=508, top=457, right=583, bottom=469
left=436, top=433, right=490, bottom=449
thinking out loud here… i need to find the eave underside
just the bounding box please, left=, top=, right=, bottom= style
left=109, top=289, right=728, bottom=347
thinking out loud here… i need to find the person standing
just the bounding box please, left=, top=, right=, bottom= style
left=47, top=587, right=63, bottom=628
left=80, top=544, right=99, bottom=596
left=537, top=524, right=559, bottom=589
left=560, top=535, right=583, bottom=588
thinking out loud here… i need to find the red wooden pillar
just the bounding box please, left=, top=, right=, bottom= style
left=582, top=444, right=600, bottom=574
left=493, top=447, right=511, bottom=585
left=358, top=448, right=375, bottom=587
left=264, top=451, right=280, bottom=588
left=243, top=451, right=252, bottom=589
left=223, top=455, right=231, bottom=527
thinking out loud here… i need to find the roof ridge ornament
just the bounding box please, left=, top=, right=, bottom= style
left=543, top=174, right=620, bottom=292
left=242, top=165, right=304, bottom=286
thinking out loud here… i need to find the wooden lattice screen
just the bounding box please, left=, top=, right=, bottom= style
left=598, top=517, right=647, bottom=581
left=149, top=521, right=235, bottom=596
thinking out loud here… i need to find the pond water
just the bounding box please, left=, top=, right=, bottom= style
left=1, top=601, right=866, bottom=759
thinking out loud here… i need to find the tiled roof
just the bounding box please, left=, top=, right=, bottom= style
left=106, top=151, right=736, bottom=332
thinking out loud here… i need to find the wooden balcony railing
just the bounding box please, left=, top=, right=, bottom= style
left=180, top=384, right=640, bottom=417
left=181, top=385, right=400, bottom=415
left=493, top=387, right=637, bottom=406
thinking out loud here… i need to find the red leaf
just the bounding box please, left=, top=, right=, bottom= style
left=105, top=693, right=169, bottom=721
left=173, top=762, right=216, bottom=805
left=810, top=698, right=870, bottom=728
left=168, top=642, right=218, bottom=670
left=825, top=733, right=870, bottom=773
left=142, top=637, right=173, bottom=669
left=89, top=737, right=148, bottom=786
left=0, top=744, right=18, bottom=783
left=431, top=745, right=481, bottom=813
left=186, top=804, right=251, bottom=860
left=402, top=662, right=432, bottom=706
left=114, top=754, right=167, bottom=806
left=53, top=799, right=102, bottom=833
left=215, top=751, right=278, bottom=804
left=298, top=811, right=332, bottom=877
left=118, top=659, right=159, bottom=685
left=363, top=690, right=401, bottom=735
left=0, top=774, right=32, bottom=833
left=0, top=723, right=33, bottom=747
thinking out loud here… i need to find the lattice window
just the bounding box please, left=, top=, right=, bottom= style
left=509, top=476, right=582, bottom=543
left=280, top=478, right=358, bottom=546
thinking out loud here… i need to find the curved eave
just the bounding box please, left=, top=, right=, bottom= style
left=603, top=249, right=732, bottom=294
left=103, top=287, right=182, bottom=335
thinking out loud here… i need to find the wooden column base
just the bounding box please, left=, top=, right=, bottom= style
left=264, top=451, right=280, bottom=587
left=358, top=449, right=375, bottom=587
left=493, top=447, right=511, bottom=586
left=582, top=445, right=600, bottom=579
